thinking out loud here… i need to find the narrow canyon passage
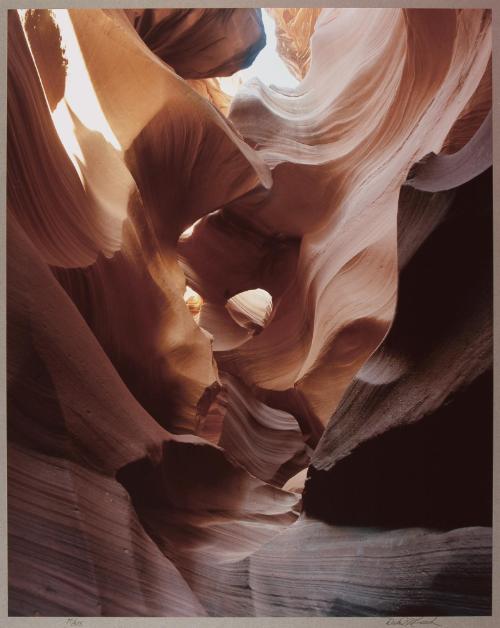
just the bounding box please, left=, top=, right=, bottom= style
left=7, top=7, right=493, bottom=617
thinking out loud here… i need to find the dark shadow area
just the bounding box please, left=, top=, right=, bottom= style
left=304, top=368, right=493, bottom=529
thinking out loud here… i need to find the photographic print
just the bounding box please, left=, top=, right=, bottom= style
left=6, top=5, right=493, bottom=619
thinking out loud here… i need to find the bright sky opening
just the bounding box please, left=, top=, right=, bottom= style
left=219, top=10, right=299, bottom=96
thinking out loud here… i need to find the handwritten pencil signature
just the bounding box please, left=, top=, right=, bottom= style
left=386, top=619, right=442, bottom=627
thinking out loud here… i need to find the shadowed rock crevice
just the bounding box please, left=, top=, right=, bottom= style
left=304, top=369, right=493, bottom=528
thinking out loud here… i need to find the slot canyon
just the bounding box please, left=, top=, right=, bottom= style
left=7, top=7, right=493, bottom=617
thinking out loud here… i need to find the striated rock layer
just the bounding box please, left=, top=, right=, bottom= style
left=7, top=7, right=493, bottom=617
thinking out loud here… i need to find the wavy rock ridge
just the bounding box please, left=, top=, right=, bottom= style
left=7, top=7, right=493, bottom=617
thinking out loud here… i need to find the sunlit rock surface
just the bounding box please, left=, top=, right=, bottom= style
left=267, top=8, right=321, bottom=79
left=7, top=7, right=492, bottom=617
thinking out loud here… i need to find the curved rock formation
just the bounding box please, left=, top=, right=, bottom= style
left=7, top=6, right=493, bottom=618
left=267, top=8, right=322, bottom=79
left=181, top=8, right=492, bottom=429
left=126, top=8, right=266, bottom=79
